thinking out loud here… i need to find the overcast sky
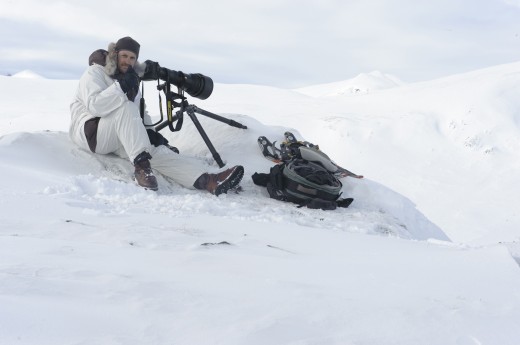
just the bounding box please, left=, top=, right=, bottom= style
left=1, top=0, right=519, bottom=88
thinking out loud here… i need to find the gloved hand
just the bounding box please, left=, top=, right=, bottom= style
left=142, top=60, right=161, bottom=81
left=146, top=129, right=180, bottom=153
left=114, top=66, right=140, bottom=101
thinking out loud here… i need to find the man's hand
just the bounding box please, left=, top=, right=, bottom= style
left=114, top=66, right=140, bottom=101
left=142, top=60, right=161, bottom=81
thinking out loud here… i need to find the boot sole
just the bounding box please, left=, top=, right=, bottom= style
left=214, top=166, right=244, bottom=196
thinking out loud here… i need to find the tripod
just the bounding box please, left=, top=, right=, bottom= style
left=154, top=82, right=247, bottom=168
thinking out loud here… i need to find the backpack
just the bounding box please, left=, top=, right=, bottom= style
left=252, top=158, right=353, bottom=210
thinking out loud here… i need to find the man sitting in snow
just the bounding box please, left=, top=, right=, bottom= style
left=69, top=36, right=243, bottom=194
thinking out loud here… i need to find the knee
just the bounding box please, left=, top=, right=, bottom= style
left=121, top=102, right=141, bottom=120
left=149, top=144, right=176, bottom=159
left=110, top=101, right=140, bottom=121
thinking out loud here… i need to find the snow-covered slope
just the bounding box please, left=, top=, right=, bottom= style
left=1, top=63, right=520, bottom=344
left=197, top=62, right=520, bottom=245
left=295, top=71, right=404, bottom=97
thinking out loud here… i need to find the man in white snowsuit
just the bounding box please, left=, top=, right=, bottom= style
left=69, top=36, right=243, bottom=194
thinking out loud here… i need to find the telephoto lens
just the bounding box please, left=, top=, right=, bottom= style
left=142, top=60, right=213, bottom=99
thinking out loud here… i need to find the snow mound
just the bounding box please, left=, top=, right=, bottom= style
left=11, top=69, right=45, bottom=79
left=0, top=127, right=448, bottom=242
left=295, top=71, right=404, bottom=97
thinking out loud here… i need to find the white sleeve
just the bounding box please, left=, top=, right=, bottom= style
left=77, top=66, right=128, bottom=118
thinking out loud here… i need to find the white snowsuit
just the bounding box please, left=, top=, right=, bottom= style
left=69, top=63, right=208, bottom=189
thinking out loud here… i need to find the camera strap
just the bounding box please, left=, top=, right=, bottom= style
left=139, top=79, right=163, bottom=127
left=165, top=81, right=183, bottom=132
left=139, top=82, right=145, bottom=120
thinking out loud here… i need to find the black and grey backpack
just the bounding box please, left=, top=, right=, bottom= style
left=252, top=157, right=353, bottom=210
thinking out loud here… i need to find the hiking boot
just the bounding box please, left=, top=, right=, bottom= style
left=133, top=151, right=158, bottom=191
left=194, top=165, right=244, bottom=196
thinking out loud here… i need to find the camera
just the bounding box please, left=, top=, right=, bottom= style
left=141, top=60, right=213, bottom=100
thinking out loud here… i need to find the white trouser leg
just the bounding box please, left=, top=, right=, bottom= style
left=95, top=102, right=151, bottom=161
left=149, top=145, right=208, bottom=189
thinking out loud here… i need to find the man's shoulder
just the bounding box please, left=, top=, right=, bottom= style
left=88, top=63, right=106, bottom=72
left=86, top=64, right=111, bottom=79
left=80, top=64, right=115, bottom=88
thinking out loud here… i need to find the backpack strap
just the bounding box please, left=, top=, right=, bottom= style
left=297, top=197, right=354, bottom=210
left=266, top=164, right=287, bottom=200
left=337, top=198, right=354, bottom=208
left=297, top=198, right=337, bottom=210
left=252, top=165, right=288, bottom=200
left=251, top=172, right=269, bottom=187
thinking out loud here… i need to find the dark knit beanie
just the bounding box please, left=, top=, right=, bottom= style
left=115, top=36, right=140, bottom=59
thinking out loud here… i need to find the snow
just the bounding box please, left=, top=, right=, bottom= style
left=295, top=71, right=404, bottom=97
left=10, top=70, right=45, bottom=79
left=1, top=63, right=520, bottom=344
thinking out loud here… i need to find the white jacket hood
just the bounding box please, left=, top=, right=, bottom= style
left=105, top=42, right=147, bottom=78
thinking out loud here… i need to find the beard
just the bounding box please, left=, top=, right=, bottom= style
left=119, top=64, right=130, bottom=73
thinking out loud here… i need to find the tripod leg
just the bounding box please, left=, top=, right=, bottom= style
left=193, top=106, right=248, bottom=129
left=188, top=111, right=225, bottom=168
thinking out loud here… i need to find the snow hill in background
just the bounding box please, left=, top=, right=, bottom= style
left=295, top=70, right=404, bottom=97
left=11, top=69, right=45, bottom=79
left=1, top=63, right=520, bottom=344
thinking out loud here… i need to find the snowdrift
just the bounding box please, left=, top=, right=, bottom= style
left=0, top=126, right=446, bottom=241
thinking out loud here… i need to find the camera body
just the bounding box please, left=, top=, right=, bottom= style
left=142, top=60, right=213, bottom=100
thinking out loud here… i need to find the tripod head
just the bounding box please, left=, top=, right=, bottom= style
left=143, top=65, right=246, bottom=168
left=154, top=80, right=191, bottom=133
